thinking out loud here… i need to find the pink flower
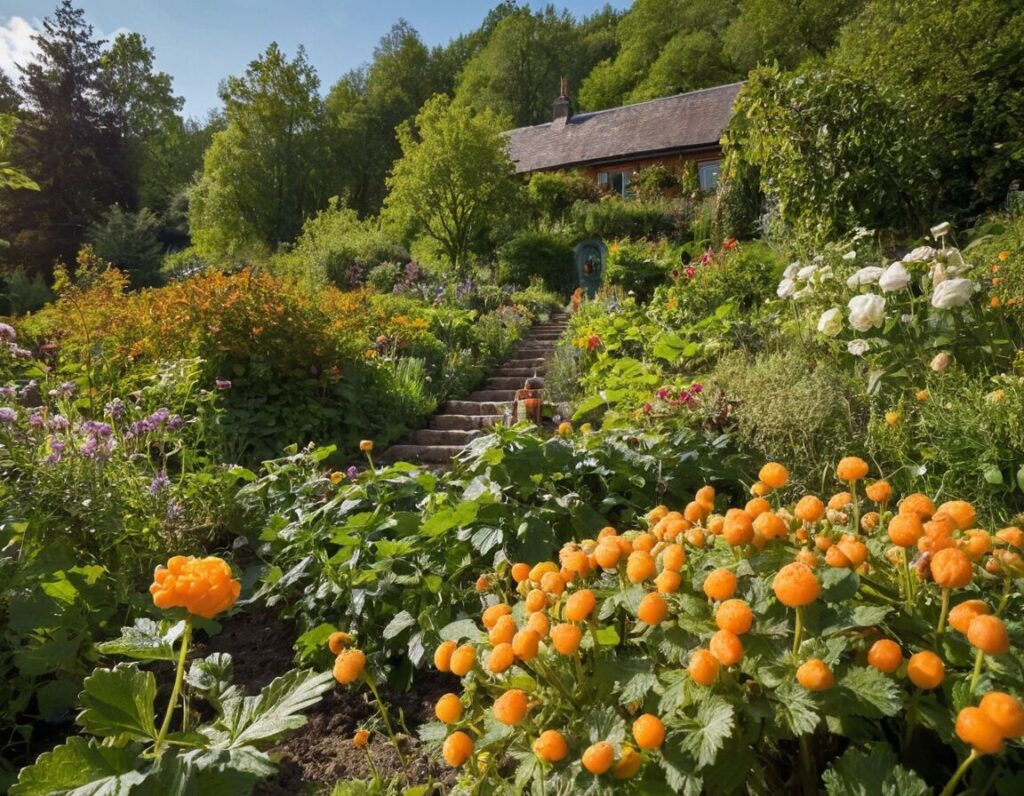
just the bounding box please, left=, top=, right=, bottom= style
left=685, top=267, right=695, bottom=279
left=643, top=403, right=653, bottom=414
left=700, top=248, right=714, bottom=265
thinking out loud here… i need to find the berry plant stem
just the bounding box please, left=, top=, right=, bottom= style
left=936, top=587, right=951, bottom=640
left=362, top=672, right=408, bottom=772
left=848, top=480, right=860, bottom=534
left=967, top=648, right=985, bottom=699
left=792, top=605, right=804, bottom=660
left=154, top=615, right=192, bottom=757
left=996, top=576, right=1011, bottom=616
left=939, top=751, right=978, bottom=796
left=901, top=547, right=915, bottom=608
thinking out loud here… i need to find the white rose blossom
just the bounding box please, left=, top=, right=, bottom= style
left=817, top=308, right=843, bottom=337
left=797, top=265, right=818, bottom=281
left=879, top=262, right=911, bottom=293
left=846, top=266, right=885, bottom=290
left=783, top=262, right=800, bottom=279
left=847, top=294, right=886, bottom=332
left=902, top=246, right=937, bottom=263
left=847, top=339, right=871, bottom=356
left=777, top=278, right=796, bottom=299
left=931, top=278, right=975, bottom=309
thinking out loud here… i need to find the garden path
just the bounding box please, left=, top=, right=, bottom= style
left=381, top=313, right=569, bottom=465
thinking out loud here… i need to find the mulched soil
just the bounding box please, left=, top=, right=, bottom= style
left=193, top=610, right=458, bottom=794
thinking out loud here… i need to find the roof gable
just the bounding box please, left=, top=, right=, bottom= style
left=506, top=82, right=742, bottom=174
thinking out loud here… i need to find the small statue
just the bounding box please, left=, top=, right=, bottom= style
left=511, top=377, right=544, bottom=425
left=571, top=288, right=583, bottom=314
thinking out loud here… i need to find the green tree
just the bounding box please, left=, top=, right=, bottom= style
left=190, top=43, right=329, bottom=258
left=384, top=94, right=518, bottom=276
left=86, top=205, right=162, bottom=287
left=2, top=0, right=131, bottom=277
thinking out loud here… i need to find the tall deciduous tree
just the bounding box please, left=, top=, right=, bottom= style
left=190, top=43, right=329, bottom=258
left=384, top=94, right=518, bottom=275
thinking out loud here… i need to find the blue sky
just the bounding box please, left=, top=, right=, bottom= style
left=0, top=1, right=628, bottom=117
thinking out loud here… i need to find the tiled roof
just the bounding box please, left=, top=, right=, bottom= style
left=506, top=82, right=742, bottom=174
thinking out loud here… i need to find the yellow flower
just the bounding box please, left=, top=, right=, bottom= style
left=359, top=440, right=374, bottom=452
left=885, top=410, right=901, bottom=427
left=991, top=296, right=1002, bottom=308
left=998, top=251, right=1010, bottom=261
left=986, top=389, right=1006, bottom=404
left=556, top=421, right=573, bottom=437
left=916, top=389, right=930, bottom=403
left=329, top=471, right=344, bottom=484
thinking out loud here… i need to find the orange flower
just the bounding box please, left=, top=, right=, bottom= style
left=149, top=556, right=241, bottom=619
left=773, top=562, right=820, bottom=607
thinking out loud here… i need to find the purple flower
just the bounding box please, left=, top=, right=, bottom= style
left=167, top=415, right=184, bottom=430
left=552, top=414, right=563, bottom=425
left=215, top=379, right=232, bottom=391
left=691, top=383, right=703, bottom=394
left=28, top=410, right=44, bottom=428
left=48, top=381, right=76, bottom=399
left=47, top=414, right=70, bottom=432
left=0, top=407, right=16, bottom=424
left=11, top=346, right=33, bottom=360
left=167, top=500, right=183, bottom=520
left=0, top=323, right=16, bottom=342
left=44, top=438, right=65, bottom=465
left=104, top=399, right=125, bottom=420
left=1, top=386, right=15, bottom=399
left=346, top=465, right=359, bottom=481
left=149, top=473, right=171, bottom=495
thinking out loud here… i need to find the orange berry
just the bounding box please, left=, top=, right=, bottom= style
left=688, top=649, right=720, bottom=685
left=435, top=693, right=463, bottom=723
left=488, top=642, right=515, bottom=673
left=565, top=589, right=597, bottom=622
left=533, top=729, right=569, bottom=762
left=755, top=511, right=788, bottom=541
left=540, top=571, right=566, bottom=596
left=773, top=562, right=820, bottom=607
left=979, top=692, right=1024, bottom=739
left=907, top=650, right=945, bottom=689
left=529, top=561, right=558, bottom=583
left=703, top=568, right=737, bottom=601
left=434, top=640, right=457, bottom=672
left=598, top=525, right=618, bottom=540
left=707, top=514, right=725, bottom=535
left=715, top=599, right=753, bottom=635
left=511, top=562, right=531, bottom=583
left=900, top=493, right=935, bottom=520
left=709, top=629, right=743, bottom=666
left=695, top=485, right=716, bottom=510
left=594, top=542, right=621, bottom=570
left=616, top=536, right=633, bottom=556
left=328, top=631, right=353, bottom=655
left=751, top=481, right=772, bottom=497
left=333, top=649, right=366, bottom=685
left=633, top=532, right=656, bottom=553
left=149, top=555, right=241, bottom=619
left=961, top=530, right=991, bottom=561
left=638, top=592, right=669, bottom=625
left=449, top=644, right=477, bottom=676
left=888, top=513, right=923, bottom=547
left=661, top=543, right=685, bottom=572
left=482, top=603, right=511, bottom=630
left=632, top=713, right=665, bottom=749
left=493, top=689, right=529, bottom=725
left=949, top=600, right=991, bottom=634
left=442, top=731, right=474, bottom=766
left=796, top=549, right=818, bottom=568
left=550, top=623, right=582, bottom=655
left=686, top=528, right=706, bottom=548
left=867, top=639, right=902, bottom=673
left=836, top=456, right=869, bottom=482
left=626, top=550, right=657, bottom=583
left=527, top=611, right=550, bottom=638
left=722, top=508, right=755, bottom=546
left=612, top=744, right=643, bottom=779
left=968, top=614, right=1010, bottom=655
left=353, top=729, right=369, bottom=747
left=489, top=614, right=517, bottom=646
left=796, top=658, right=834, bottom=691
left=931, top=547, right=973, bottom=589
left=684, top=501, right=707, bottom=523
left=525, top=589, right=547, bottom=613
left=646, top=507, right=668, bottom=525
left=744, top=499, right=770, bottom=520
left=937, top=500, right=976, bottom=531
left=759, top=462, right=789, bottom=489
left=837, top=536, right=868, bottom=567
left=655, top=569, right=682, bottom=594
left=825, top=545, right=852, bottom=569
left=475, top=575, right=490, bottom=592
left=828, top=492, right=852, bottom=511
left=512, top=629, right=540, bottom=661
left=561, top=549, right=589, bottom=575
left=865, top=480, right=892, bottom=504
left=794, top=495, right=826, bottom=523
left=582, top=741, right=615, bottom=775
left=996, top=526, right=1024, bottom=548
left=815, top=534, right=833, bottom=551
left=956, top=707, right=1005, bottom=755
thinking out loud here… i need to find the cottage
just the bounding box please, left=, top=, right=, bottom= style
left=506, top=79, right=742, bottom=196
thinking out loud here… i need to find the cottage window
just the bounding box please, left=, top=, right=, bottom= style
left=698, top=160, right=721, bottom=191
left=597, top=170, right=632, bottom=198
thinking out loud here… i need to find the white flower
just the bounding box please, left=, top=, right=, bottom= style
left=847, top=294, right=886, bottom=331
left=817, top=308, right=842, bottom=336
left=783, top=262, right=800, bottom=279
left=879, top=262, right=911, bottom=293
left=852, top=227, right=872, bottom=240
left=930, top=221, right=951, bottom=239
left=846, top=266, right=884, bottom=290
left=842, top=250, right=857, bottom=261
left=797, top=265, right=818, bottom=281
left=901, top=313, right=913, bottom=324
left=776, top=278, right=796, bottom=299
left=903, top=246, right=937, bottom=263
left=847, top=339, right=871, bottom=356
left=931, top=278, right=975, bottom=309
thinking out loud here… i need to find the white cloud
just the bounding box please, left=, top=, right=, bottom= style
left=0, top=16, right=42, bottom=78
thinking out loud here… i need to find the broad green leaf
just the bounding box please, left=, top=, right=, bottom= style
left=679, top=696, right=735, bottom=769
left=184, top=748, right=276, bottom=793
left=658, top=744, right=702, bottom=796
left=205, top=669, right=333, bottom=748
left=829, top=667, right=902, bottom=719
left=77, top=664, right=157, bottom=741
left=822, top=743, right=929, bottom=796
left=771, top=682, right=820, bottom=737
left=9, top=736, right=148, bottom=796
left=420, top=502, right=479, bottom=537
left=583, top=705, right=627, bottom=744
left=96, top=619, right=186, bottom=662
left=439, top=619, right=481, bottom=642
left=383, top=611, right=417, bottom=640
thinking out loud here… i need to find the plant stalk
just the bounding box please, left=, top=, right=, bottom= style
left=939, top=751, right=978, bottom=796
left=154, top=615, right=192, bottom=756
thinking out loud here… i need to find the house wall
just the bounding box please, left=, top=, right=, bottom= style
left=524, top=146, right=724, bottom=194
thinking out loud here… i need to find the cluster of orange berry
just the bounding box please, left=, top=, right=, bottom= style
left=329, top=631, right=366, bottom=684
left=149, top=555, right=241, bottom=619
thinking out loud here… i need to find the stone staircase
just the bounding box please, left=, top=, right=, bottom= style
left=381, top=313, right=569, bottom=465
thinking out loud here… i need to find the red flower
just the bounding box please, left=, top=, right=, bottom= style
left=724, top=238, right=738, bottom=250
left=587, top=335, right=601, bottom=351
left=685, top=267, right=695, bottom=279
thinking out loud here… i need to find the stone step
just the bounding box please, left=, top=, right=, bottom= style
left=504, top=358, right=547, bottom=367
left=492, top=367, right=545, bottom=378
left=430, top=414, right=502, bottom=431
left=382, top=445, right=464, bottom=465
left=445, top=400, right=510, bottom=415
left=409, top=428, right=482, bottom=446
left=486, top=376, right=539, bottom=390
left=468, top=389, right=517, bottom=402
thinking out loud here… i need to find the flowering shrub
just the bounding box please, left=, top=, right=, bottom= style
left=421, top=459, right=1024, bottom=793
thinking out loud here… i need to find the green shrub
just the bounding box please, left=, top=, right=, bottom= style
left=497, top=230, right=575, bottom=294
left=509, top=277, right=565, bottom=317
left=630, top=163, right=679, bottom=201
left=527, top=169, right=601, bottom=223
left=87, top=207, right=164, bottom=288
left=160, top=246, right=211, bottom=281
left=0, top=266, right=53, bottom=314
left=604, top=238, right=678, bottom=300
left=366, top=261, right=404, bottom=293
left=569, top=197, right=684, bottom=241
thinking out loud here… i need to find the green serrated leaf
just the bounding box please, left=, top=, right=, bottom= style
left=439, top=619, right=481, bottom=642
left=771, top=682, right=820, bottom=737
left=679, top=696, right=735, bottom=769
left=822, top=743, right=929, bottom=796
left=9, top=736, right=148, bottom=796
left=77, top=664, right=157, bottom=741
left=96, top=618, right=186, bottom=662
left=383, top=610, right=417, bottom=640
left=829, top=667, right=902, bottom=719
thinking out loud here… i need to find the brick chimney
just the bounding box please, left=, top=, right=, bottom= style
left=552, top=76, right=572, bottom=125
